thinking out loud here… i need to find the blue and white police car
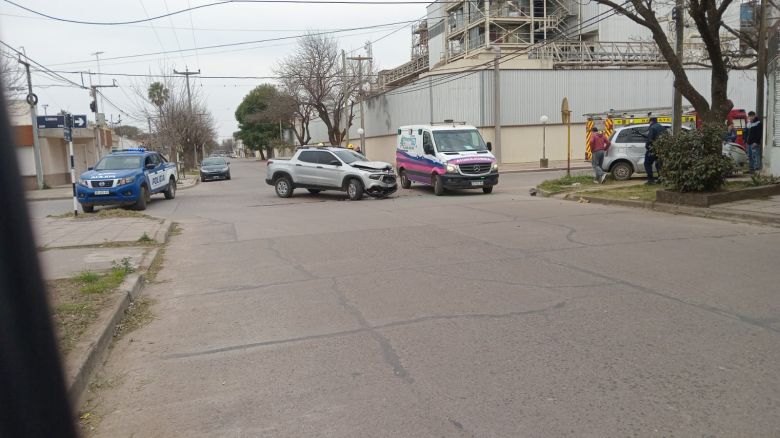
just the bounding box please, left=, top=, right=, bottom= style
left=76, top=148, right=178, bottom=212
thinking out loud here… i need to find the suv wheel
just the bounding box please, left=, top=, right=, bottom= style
left=611, top=162, right=633, bottom=181
left=275, top=176, right=294, bottom=198
left=347, top=178, right=364, bottom=200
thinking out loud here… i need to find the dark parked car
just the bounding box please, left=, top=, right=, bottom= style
left=200, top=157, right=231, bottom=182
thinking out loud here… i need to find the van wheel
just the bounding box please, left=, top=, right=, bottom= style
left=611, top=162, right=633, bottom=181
left=482, top=186, right=493, bottom=194
left=432, top=174, right=444, bottom=196
left=164, top=177, right=176, bottom=199
left=135, top=185, right=149, bottom=210
left=275, top=176, right=294, bottom=198
left=347, top=178, right=364, bottom=201
left=400, top=170, right=411, bottom=189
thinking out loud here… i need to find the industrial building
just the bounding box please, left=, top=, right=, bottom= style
left=307, top=0, right=760, bottom=167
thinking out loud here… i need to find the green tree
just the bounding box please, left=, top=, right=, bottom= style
left=234, top=84, right=291, bottom=160
left=147, top=82, right=170, bottom=109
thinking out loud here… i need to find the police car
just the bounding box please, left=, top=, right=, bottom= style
left=76, top=148, right=178, bottom=212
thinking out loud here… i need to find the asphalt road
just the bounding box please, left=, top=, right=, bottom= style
left=72, top=159, right=780, bottom=437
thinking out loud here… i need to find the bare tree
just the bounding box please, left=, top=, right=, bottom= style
left=134, top=74, right=217, bottom=168
left=1, top=49, right=25, bottom=100
left=276, top=33, right=370, bottom=146
left=591, top=0, right=754, bottom=124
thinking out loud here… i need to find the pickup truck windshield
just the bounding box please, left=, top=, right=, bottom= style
left=333, top=150, right=367, bottom=164
left=433, top=130, right=487, bottom=152
left=95, top=156, right=143, bottom=170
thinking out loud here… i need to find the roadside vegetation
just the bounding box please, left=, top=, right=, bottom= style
left=537, top=174, right=598, bottom=195
left=49, top=258, right=134, bottom=353
left=48, top=209, right=153, bottom=220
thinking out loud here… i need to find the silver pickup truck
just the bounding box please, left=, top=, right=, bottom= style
left=265, top=147, right=397, bottom=200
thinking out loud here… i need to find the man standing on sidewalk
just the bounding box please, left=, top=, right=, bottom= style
left=746, top=111, right=762, bottom=173
left=644, top=117, right=667, bottom=185
left=588, top=127, right=610, bottom=184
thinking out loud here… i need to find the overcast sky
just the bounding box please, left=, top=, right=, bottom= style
left=0, top=0, right=427, bottom=140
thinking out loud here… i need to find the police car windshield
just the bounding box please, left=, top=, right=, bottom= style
left=333, top=150, right=366, bottom=164
left=433, top=130, right=487, bottom=152
left=95, top=155, right=143, bottom=170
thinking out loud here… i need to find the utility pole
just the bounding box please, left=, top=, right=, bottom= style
left=341, top=50, right=347, bottom=147
left=91, top=51, right=105, bottom=112
left=90, top=81, right=117, bottom=158
left=493, top=46, right=502, bottom=163
left=174, top=68, right=201, bottom=166
left=18, top=56, right=44, bottom=189
left=672, top=0, right=684, bottom=135
left=347, top=55, right=372, bottom=155
left=756, top=0, right=768, bottom=121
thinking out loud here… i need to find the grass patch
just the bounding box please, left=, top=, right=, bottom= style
left=580, top=183, right=659, bottom=202
left=49, top=260, right=135, bottom=353
left=537, top=173, right=597, bottom=195
left=138, top=232, right=153, bottom=243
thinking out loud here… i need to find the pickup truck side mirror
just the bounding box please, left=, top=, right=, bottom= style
left=486, top=141, right=493, bottom=151
left=88, top=166, right=94, bottom=171
left=329, top=160, right=341, bottom=166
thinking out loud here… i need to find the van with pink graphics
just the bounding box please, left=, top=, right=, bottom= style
left=396, top=122, right=499, bottom=196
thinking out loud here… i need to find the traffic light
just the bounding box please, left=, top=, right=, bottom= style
left=90, top=100, right=97, bottom=113
left=64, top=113, right=73, bottom=128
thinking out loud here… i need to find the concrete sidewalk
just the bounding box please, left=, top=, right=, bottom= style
left=26, top=174, right=199, bottom=201
left=715, top=195, right=780, bottom=216
left=33, top=215, right=168, bottom=249
left=501, top=159, right=591, bottom=173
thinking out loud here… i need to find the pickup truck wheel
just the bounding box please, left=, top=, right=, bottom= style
left=400, top=170, right=411, bottom=189
left=164, top=177, right=176, bottom=199
left=135, top=185, right=149, bottom=210
left=611, top=162, right=633, bottom=181
left=82, top=204, right=95, bottom=213
left=482, top=186, right=493, bottom=194
left=307, top=189, right=321, bottom=194
left=275, top=176, right=293, bottom=198
left=432, top=174, right=444, bottom=196
left=347, top=178, right=364, bottom=200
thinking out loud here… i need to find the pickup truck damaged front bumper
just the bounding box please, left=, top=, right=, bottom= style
left=366, top=183, right=397, bottom=198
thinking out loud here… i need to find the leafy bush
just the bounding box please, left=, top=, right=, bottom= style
left=654, top=125, right=733, bottom=192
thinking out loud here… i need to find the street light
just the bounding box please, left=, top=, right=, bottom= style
left=357, top=128, right=365, bottom=155
left=540, top=115, right=549, bottom=168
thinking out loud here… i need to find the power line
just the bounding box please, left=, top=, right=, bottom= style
left=48, top=18, right=431, bottom=66
left=38, top=69, right=381, bottom=80
left=0, top=40, right=87, bottom=89
left=2, top=0, right=463, bottom=26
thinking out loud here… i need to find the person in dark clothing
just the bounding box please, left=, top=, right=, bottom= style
left=644, top=117, right=667, bottom=184
left=724, top=122, right=737, bottom=143
left=745, top=111, right=762, bottom=172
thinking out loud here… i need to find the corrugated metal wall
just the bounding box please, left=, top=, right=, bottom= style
left=307, top=68, right=758, bottom=143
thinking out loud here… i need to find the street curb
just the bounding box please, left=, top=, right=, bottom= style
left=153, top=219, right=174, bottom=244
left=26, top=193, right=73, bottom=202
left=177, top=176, right=200, bottom=190
left=66, top=246, right=157, bottom=407
left=562, top=193, right=780, bottom=227
left=502, top=165, right=591, bottom=174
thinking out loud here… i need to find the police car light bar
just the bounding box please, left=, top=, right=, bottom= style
left=124, top=147, right=146, bottom=152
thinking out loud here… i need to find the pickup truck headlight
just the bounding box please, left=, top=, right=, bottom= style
left=117, top=176, right=136, bottom=186
left=491, top=163, right=499, bottom=171
left=446, top=163, right=458, bottom=173
left=78, top=178, right=89, bottom=187
left=368, top=173, right=382, bottom=180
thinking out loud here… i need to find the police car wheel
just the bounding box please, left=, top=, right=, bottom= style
left=135, top=186, right=149, bottom=210
left=164, top=177, right=176, bottom=199
left=82, top=204, right=95, bottom=213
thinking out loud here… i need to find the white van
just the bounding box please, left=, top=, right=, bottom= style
left=396, top=122, right=499, bottom=196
